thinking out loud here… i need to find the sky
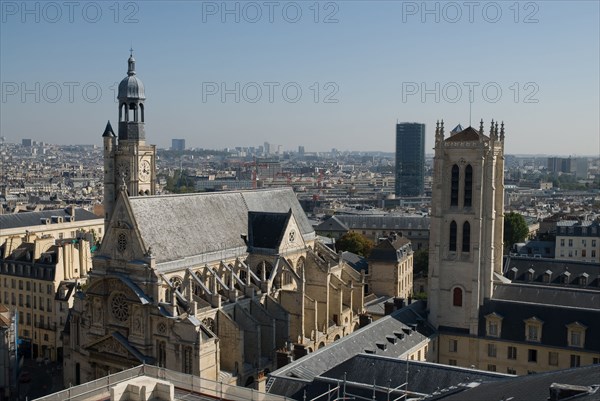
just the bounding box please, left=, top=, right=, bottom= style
left=1, top=0, right=599, bottom=155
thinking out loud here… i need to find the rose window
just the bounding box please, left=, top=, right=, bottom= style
left=111, top=293, right=129, bottom=322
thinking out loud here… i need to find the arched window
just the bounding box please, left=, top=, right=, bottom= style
left=449, top=221, right=457, bottom=252
left=139, top=103, right=145, bottom=122
left=450, top=165, right=459, bottom=206
left=453, top=287, right=463, bottom=307
left=464, top=165, right=473, bottom=207
left=462, top=221, right=470, bottom=252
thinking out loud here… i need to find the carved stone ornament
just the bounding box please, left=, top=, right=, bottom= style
left=96, top=338, right=128, bottom=356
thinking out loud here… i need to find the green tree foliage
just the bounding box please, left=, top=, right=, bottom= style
left=413, top=248, right=429, bottom=275
left=504, top=212, right=529, bottom=252
left=336, top=232, right=374, bottom=257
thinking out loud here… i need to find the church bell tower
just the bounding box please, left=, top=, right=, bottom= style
left=428, top=120, right=505, bottom=335
left=103, top=52, right=156, bottom=227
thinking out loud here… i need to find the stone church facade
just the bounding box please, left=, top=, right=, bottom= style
left=63, top=55, right=366, bottom=387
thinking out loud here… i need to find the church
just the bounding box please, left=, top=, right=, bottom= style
left=62, top=54, right=366, bottom=387
left=427, top=120, right=600, bottom=375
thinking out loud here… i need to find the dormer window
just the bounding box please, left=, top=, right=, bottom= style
left=580, top=273, right=589, bottom=286
left=485, top=313, right=503, bottom=338
left=510, top=267, right=518, bottom=281
left=524, top=317, right=543, bottom=342
left=543, top=270, right=552, bottom=283
left=562, top=271, right=571, bottom=284
left=566, top=322, right=587, bottom=348
left=527, top=268, right=535, bottom=281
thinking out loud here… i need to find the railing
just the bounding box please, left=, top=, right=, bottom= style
left=33, top=364, right=294, bottom=401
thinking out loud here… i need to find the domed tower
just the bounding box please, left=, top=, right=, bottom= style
left=118, top=53, right=146, bottom=141
left=103, top=52, right=156, bottom=228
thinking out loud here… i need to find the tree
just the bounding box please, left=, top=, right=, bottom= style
left=504, top=212, right=529, bottom=252
left=413, top=248, right=429, bottom=275
left=336, top=232, right=373, bottom=257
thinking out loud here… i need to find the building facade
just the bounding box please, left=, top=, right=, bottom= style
left=366, top=234, right=413, bottom=299
left=555, top=220, right=599, bottom=263
left=0, top=233, right=90, bottom=361
left=395, top=122, right=425, bottom=197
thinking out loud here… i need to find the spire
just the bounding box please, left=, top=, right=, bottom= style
left=479, top=119, right=484, bottom=134
left=102, top=120, right=115, bottom=137
left=489, top=119, right=495, bottom=137
left=127, top=49, right=136, bottom=76
left=500, top=121, right=505, bottom=141
left=495, top=121, right=499, bottom=139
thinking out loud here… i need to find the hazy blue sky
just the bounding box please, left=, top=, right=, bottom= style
left=1, top=1, right=599, bottom=155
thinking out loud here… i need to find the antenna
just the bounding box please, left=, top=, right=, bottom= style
left=469, top=88, right=473, bottom=127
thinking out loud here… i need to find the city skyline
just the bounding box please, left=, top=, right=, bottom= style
left=1, top=1, right=599, bottom=154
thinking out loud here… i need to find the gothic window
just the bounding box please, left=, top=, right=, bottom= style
left=450, top=165, right=459, bottom=206
left=117, top=233, right=128, bottom=253
left=111, top=293, right=129, bottom=322
left=167, top=276, right=183, bottom=301
left=256, top=261, right=273, bottom=281
left=464, top=165, right=473, bottom=207
left=449, top=221, right=457, bottom=252
left=452, top=287, right=463, bottom=307
left=462, top=221, right=471, bottom=252
left=183, top=346, right=193, bottom=374
left=157, top=340, right=166, bottom=367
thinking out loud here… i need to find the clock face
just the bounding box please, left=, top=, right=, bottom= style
left=139, top=160, right=151, bottom=182
left=116, top=161, right=130, bottom=180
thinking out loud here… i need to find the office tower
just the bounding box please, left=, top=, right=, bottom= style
left=395, top=122, right=425, bottom=197
left=172, top=139, right=186, bottom=151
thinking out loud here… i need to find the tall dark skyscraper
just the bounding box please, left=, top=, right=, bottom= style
left=395, top=122, right=425, bottom=197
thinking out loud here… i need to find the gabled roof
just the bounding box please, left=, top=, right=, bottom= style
left=445, top=126, right=488, bottom=142
left=248, top=210, right=291, bottom=249
left=126, top=188, right=315, bottom=264
left=314, top=216, right=349, bottom=232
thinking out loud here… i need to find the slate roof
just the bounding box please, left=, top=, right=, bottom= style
left=269, top=301, right=434, bottom=384
left=127, top=188, right=315, bottom=264
left=433, top=364, right=600, bottom=401
left=341, top=251, right=368, bottom=272
left=478, top=284, right=600, bottom=352
left=445, top=126, right=488, bottom=142
left=314, top=216, right=349, bottom=232
left=102, top=120, right=115, bottom=137
left=0, top=208, right=101, bottom=230
left=318, top=216, right=430, bottom=232
left=368, top=236, right=412, bottom=262
left=248, top=211, right=290, bottom=249
left=269, top=355, right=508, bottom=400
left=503, top=256, right=600, bottom=288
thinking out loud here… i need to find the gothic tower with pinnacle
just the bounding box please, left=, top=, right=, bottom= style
left=428, top=120, right=505, bottom=334
left=103, top=52, right=156, bottom=227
